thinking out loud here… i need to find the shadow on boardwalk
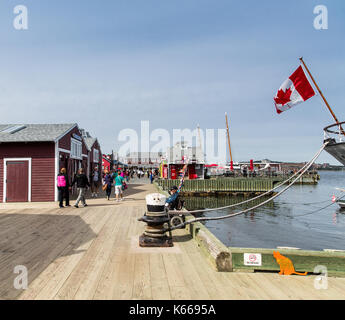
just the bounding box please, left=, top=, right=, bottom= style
left=69, top=183, right=150, bottom=201
left=0, top=212, right=97, bottom=299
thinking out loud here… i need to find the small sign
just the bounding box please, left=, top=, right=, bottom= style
left=244, top=253, right=262, bottom=266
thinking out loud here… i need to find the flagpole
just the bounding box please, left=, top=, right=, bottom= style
left=299, top=57, right=341, bottom=126
left=225, top=112, right=233, bottom=168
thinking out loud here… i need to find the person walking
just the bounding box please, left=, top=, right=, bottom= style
left=112, top=169, right=118, bottom=181
left=115, top=171, right=125, bottom=202
left=91, top=167, right=100, bottom=197
left=125, top=169, right=130, bottom=183
left=103, top=170, right=113, bottom=200
left=149, top=170, right=154, bottom=184
left=71, top=168, right=90, bottom=208
left=57, top=167, right=70, bottom=208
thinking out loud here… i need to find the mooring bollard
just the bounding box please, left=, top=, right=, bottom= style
left=138, top=193, right=173, bottom=247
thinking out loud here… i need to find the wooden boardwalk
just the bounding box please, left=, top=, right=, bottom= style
left=0, top=183, right=344, bottom=300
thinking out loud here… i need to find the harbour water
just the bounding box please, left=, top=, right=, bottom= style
left=183, top=170, right=345, bottom=251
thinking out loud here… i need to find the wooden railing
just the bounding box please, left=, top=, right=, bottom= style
left=157, top=174, right=319, bottom=193
left=157, top=178, right=276, bottom=193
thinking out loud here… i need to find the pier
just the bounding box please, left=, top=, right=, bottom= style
left=0, top=182, right=344, bottom=300
left=157, top=175, right=319, bottom=196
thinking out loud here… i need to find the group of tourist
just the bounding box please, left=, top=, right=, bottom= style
left=57, top=166, right=160, bottom=208
left=129, top=168, right=158, bottom=182
left=102, top=169, right=128, bottom=201
left=57, top=167, right=92, bottom=208
left=57, top=166, right=131, bottom=208
left=57, top=166, right=183, bottom=212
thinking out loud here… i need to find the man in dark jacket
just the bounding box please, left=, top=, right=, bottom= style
left=71, top=168, right=90, bottom=208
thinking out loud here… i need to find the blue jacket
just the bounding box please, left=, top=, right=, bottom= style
left=104, top=174, right=113, bottom=185
left=166, top=192, right=179, bottom=204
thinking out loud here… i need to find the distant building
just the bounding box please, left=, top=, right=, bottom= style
left=279, top=162, right=315, bottom=172
left=102, top=154, right=111, bottom=172
left=166, top=142, right=205, bottom=180
left=122, top=152, right=164, bottom=168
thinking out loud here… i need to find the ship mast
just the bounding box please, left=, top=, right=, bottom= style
left=225, top=112, right=233, bottom=169
left=300, top=57, right=344, bottom=135
left=197, top=124, right=203, bottom=154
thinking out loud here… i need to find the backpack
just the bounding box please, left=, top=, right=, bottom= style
left=57, top=175, right=67, bottom=187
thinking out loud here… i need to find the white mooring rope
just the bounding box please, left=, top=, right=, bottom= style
left=167, top=141, right=329, bottom=231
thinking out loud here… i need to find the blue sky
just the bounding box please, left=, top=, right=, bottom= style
left=0, top=0, right=344, bottom=163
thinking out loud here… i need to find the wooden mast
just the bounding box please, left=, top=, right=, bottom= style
left=225, top=113, right=233, bottom=168
left=197, top=124, right=203, bottom=153
left=300, top=57, right=344, bottom=134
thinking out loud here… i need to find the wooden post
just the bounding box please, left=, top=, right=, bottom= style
left=225, top=112, right=233, bottom=166
left=300, top=57, right=344, bottom=134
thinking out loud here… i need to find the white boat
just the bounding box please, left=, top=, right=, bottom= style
left=337, top=200, right=345, bottom=209
left=324, top=122, right=345, bottom=166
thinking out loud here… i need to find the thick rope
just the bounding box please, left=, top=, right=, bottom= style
left=169, top=141, right=327, bottom=215
left=294, top=194, right=345, bottom=218
left=167, top=141, right=329, bottom=231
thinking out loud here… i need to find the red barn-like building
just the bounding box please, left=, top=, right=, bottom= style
left=81, top=130, right=102, bottom=181
left=0, top=123, right=90, bottom=202
left=102, top=155, right=111, bottom=172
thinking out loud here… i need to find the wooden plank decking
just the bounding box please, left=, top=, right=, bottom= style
left=0, top=183, right=344, bottom=300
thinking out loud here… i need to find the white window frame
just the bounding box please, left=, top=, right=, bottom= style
left=93, top=148, right=99, bottom=163
left=70, top=138, right=82, bottom=160
left=3, top=158, right=32, bottom=202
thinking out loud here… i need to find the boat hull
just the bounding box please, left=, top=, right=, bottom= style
left=337, top=201, right=345, bottom=209
left=325, top=141, right=345, bottom=166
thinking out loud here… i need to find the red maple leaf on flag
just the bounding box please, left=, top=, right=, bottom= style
left=274, top=87, right=292, bottom=106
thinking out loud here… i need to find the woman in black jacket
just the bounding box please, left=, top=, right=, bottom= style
left=71, top=168, right=90, bottom=208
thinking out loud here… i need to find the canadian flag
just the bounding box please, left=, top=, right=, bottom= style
left=274, top=65, right=316, bottom=114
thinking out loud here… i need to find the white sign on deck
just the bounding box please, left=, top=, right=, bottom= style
left=244, top=253, right=262, bottom=266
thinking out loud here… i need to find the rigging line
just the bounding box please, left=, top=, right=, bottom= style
left=293, top=194, right=345, bottom=218
left=167, top=141, right=329, bottom=231
left=169, top=141, right=326, bottom=215
left=281, top=198, right=338, bottom=205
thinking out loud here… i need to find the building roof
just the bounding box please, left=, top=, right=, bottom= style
left=84, top=137, right=97, bottom=151
left=0, top=123, right=77, bottom=143
left=125, top=152, right=164, bottom=158
left=80, top=128, right=98, bottom=151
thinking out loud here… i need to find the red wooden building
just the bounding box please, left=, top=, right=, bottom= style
left=0, top=124, right=90, bottom=202
left=102, top=155, right=111, bottom=172
left=80, top=130, right=102, bottom=180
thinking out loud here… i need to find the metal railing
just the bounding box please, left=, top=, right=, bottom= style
left=323, top=121, right=345, bottom=143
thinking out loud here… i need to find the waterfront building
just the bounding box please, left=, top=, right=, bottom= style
left=80, top=129, right=102, bottom=179
left=102, top=154, right=111, bottom=172
left=166, top=142, right=205, bottom=180
left=122, top=151, right=164, bottom=169
left=0, top=123, right=99, bottom=202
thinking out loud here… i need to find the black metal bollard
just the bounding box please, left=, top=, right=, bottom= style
left=138, top=193, right=173, bottom=247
